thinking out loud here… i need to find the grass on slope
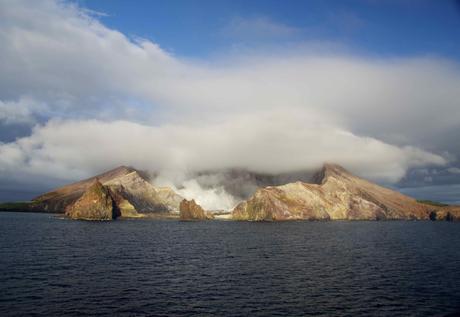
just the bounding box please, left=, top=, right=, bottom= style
left=0, top=201, right=32, bottom=211
left=417, top=200, right=449, bottom=207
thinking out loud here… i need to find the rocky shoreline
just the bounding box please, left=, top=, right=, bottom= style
left=1, top=164, right=459, bottom=222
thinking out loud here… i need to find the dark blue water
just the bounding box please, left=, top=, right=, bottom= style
left=1, top=212, right=460, bottom=316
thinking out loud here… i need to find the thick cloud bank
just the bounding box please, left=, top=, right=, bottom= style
left=0, top=0, right=459, bottom=205
left=0, top=117, right=446, bottom=181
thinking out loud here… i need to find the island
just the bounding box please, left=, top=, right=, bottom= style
left=1, top=164, right=459, bottom=221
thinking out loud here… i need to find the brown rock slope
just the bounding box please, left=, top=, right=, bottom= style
left=103, top=171, right=183, bottom=213
left=32, top=166, right=182, bottom=214
left=179, top=199, right=214, bottom=220
left=232, top=164, right=432, bottom=221
left=65, top=180, right=120, bottom=220
left=32, top=166, right=134, bottom=213
left=109, top=186, right=139, bottom=218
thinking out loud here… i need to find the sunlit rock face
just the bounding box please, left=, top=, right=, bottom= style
left=232, top=164, right=431, bottom=221
left=179, top=199, right=214, bottom=220
left=31, top=163, right=458, bottom=221
left=65, top=180, right=119, bottom=221
left=104, top=171, right=183, bottom=213
left=109, top=186, right=139, bottom=218
left=32, top=166, right=183, bottom=214
left=430, top=207, right=460, bottom=221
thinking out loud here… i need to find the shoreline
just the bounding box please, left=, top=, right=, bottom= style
left=1, top=210, right=459, bottom=222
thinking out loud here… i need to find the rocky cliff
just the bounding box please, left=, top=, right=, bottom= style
left=179, top=199, right=214, bottom=220
left=104, top=171, right=182, bottom=213
left=65, top=180, right=120, bottom=220
left=32, top=166, right=134, bottom=213
left=428, top=206, right=460, bottom=221
left=25, top=163, right=459, bottom=221
left=232, top=164, right=432, bottom=221
left=109, top=186, right=140, bottom=218
left=32, top=166, right=182, bottom=215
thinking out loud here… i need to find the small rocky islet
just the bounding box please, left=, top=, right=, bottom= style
left=179, top=199, right=214, bottom=221
left=5, top=164, right=460, bottom=221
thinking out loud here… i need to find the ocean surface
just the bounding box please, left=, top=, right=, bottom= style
left=0, top=212, right=460, bottom=317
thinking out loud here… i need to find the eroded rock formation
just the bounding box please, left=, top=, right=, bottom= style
left=179, top=199, right=214, bottom=220
left=109, top=186, right=139, bottom=218
left=65, top=180, right=120, bottom=220
left=104, top=171, right=183, bottom=213
left=28, top=163, right=459, bottom=222
left=428, top=206, right=460, bottom=221
left=232, top=164, right=432, bottom=221
left=32, top=166, right=183, bottom=215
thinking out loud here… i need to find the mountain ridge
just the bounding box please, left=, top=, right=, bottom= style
left=31, top=166, right=182, bottom=214
left=232, top=163, right=438, bottom=221
left=7, top=163, right=458, bottom=221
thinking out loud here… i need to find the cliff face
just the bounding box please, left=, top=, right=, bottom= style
left=232, top=164, right=431, bottom=221
left=65, top=180, right=120, bottom=220
left=179, top=199, right=214, bottom=220
left=104, top=171, right=182, bottom=213
left=29, top=163, right=458, bottom=221
left=109, top=186, right=139, bottom=218
left=32, top=166, right=135, bottom=213
left=32, top=166, right=182, bottom=214
left=429, top=206, right=460, bottom=221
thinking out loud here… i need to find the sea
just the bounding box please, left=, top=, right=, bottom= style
left=1, top=211, right=459, bottom=316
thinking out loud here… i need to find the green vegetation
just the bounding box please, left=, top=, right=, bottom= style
left=0, top=201, right=32, bottom=211
left=417, top=200, right=449, bottom=207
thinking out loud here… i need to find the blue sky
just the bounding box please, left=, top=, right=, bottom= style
left=0, top=0, right=460, bottom=204
left=79, top=0, right=460, bottom=59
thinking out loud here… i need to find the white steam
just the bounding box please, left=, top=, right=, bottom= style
left=155, top=176, right=239, bottom=211
left=0, top=0, right=458, bottom=202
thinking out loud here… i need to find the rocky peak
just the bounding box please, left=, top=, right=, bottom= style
left=312, top=163, right=353, bottom=184
left=32, top=165, right=182, bottom=214
left=65, top=180, right=120, bottom=220
left=179, top=199, right=214, bottom=220
left=105, top=171, right=183, bottom=212
left=86, top=179, right=105, bottom=194
left=107, top=165, right=136, bottom=175
left=105, top=171, right=147, bottom=188
left=32, top=165, right=139, bottom=212
left=233, top=163, right=431, bottom=221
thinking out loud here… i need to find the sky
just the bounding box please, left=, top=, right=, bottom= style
left=78, top=0, right=460, bottom=59
left=0, top=0, right=460, bottom=205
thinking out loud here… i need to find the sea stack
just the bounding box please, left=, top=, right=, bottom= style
left=179, top=199, right=214, bottom=220
left=65, top=180, right=120, bottom=220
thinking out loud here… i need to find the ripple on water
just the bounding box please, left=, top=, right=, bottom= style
left=0, top=212, right=460, bottom=316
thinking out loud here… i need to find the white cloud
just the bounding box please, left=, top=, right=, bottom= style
left=0, top=0, right=459, bottom=201
left=448, top=167, right=460, bottom=174
left=0, top=98, right=47, bottom=125
left=0, top=116, right=446, bottom=185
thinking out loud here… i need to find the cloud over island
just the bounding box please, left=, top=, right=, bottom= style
left=0, top=0, right=459, bottom=204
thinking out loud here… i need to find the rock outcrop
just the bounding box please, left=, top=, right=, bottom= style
left=65, top=180, right=120, bottom=220
left=427, top=206, right=460, bottom=221
left=232, top=164, right=432, bottom=221
left=104, top=171, right=182, bottom=213
left=26, top=163, right=459, bottom=222
left=179, top=199, right=214, bottom=220
left=32, top=166, right=183, bottom=215
left=32, top=166, right=135, bottom=213
left=109, top=186, right=140, bottom=218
